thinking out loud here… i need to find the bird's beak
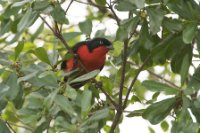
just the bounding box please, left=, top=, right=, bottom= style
left=106, top=45, right=114, bottom=50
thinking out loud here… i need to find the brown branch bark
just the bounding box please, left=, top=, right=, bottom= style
left=123, top=55, right=151, bottom=109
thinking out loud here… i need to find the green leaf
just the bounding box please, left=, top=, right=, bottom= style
left=12, top=0, right=32, bottom=7
left=142, top=97, right=176, bottom=125
left=116, top=26, right=128, bottom=41
left=161, top=121, right=169, bottom=132
left=86, top=108, right=109, bottom=122
left=31, top=23, right=44, bottom=41
left=54, top=95, right=75, bottom=116
left=0, top=20, right=11, bottom=36
left=116, top=16, right=139, bottom=41
left=55, top=116, right=76, bottom=132
left=17, top=8, right=32, bottom=32
left=5, top=73, right=20, bottom=100
left=17, top=108, right=41, bottom=124
left=142, top=80, right=178, bottom=95
left=126, top=109, right=144, bottom=117
left=148, top=127, right=155, bottom=133
left=0, top=59, right=12, bottom=66
left=18, top=71, right=38, bottom=83
left=51, top=4, right=68, bottom=24
left=33, top=1, right=50, bottom=11
left=44, top=89, right=58, bottom=109
left=162, top=17, right=182, bottom=32
left=115, top=1, right=136, bottom=11
left=38, top=71, right=58, bottom=88
left=49, top=45, right=59, bottom=67
left=95, top=0, right=106, bottom=5
left=171, top=44, right=192, bottom=84
left=2, top=5, right=21, bottom=18
left=112, top=41, right=123, bottom=57
left=81, top=90, right=92, bottom=114
left=147, top=7, right=165, bottom=34
left=34, top=47, right=51, bottom=65
left=65, top=85, right=77, bottom=100
left=79, top=19, right=93, bottom=35
left=62, top=32, right=82, bottom=41
left=33, top=121, right=49, bottom=133
left=182, top=23, right=197, bottom=44
left=15, top=41, right=24, bottom=60
left=0, top=120, right=11, bottom=133
left=70, top=70, right=100, bottom=84
left=131, top=0, right=145, bottom=8
left=187, top=67, right=200, bottom=92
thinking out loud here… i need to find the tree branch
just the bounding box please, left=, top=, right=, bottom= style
left=123, top=55, right=151, bottom=109
left=119, top=40, right=128, bottom=107
left=39, top=15, right=74, bottom=54
left=92, top=79, right=118, bottom=109
left=107, top=3, right=120, bottom=26
left=5, top=121, right=33, bottom=131
left=60, top=0, right=74, bottom=32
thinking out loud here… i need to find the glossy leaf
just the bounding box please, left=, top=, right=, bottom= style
left=17, top=8, right=32, bottom=32
left=55, top=116, right=76, bottom=132
left=79, top=20, right=93, bottom=35
left=12, top=0, right=32, bottom=7
left=70, top=70, right=100, bottom=84
left=131, top=0, right=145, bottom=8
left=147, top=7, right=165, bottom=34
left=142, top=80, right=178, bottom=95
left=126, top=109, right=144, bottom=117
left=54, top=95, right=75, bottom=116
left=81, top=90, right=92, bottom=114
left=14, top=41, right=24, bottom=60
left=65, top=85, right=77, bottom=100
left=171, top=44, right=192, bottom=84
left=51, top=4, right=68, bottom=24
left=5, top=73, right=20, bottom=100
left=142, top=98, right=176, bottom=125
left=34, top=47, right=51, bottom=65
left=63, top=32, right=82, bottom=41
left=86, top=108, right=109, bottom=122
left=182, top=23, right=197, bottom=44
left=115, top=1, right=136, bottom=11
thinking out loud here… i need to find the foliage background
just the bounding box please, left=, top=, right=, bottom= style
left=1, top=0, right=200, bottom=133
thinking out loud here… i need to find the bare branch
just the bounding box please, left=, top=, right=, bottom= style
left=92, top=79, right=118, bottom=109
left=5, top=121, right=33, bottom=131
left=123, top=55, right=151, bottom=109
left=119, top=40, right=128, bottom=107
left=60, top=0, right=74, bottom=32
left=107, top=3, right=120, bottom=26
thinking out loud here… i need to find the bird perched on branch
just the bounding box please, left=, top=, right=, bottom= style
left=61, top=37, right=113, bottom=88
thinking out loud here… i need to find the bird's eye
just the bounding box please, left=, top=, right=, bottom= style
left=99, top=41, right=103, bottom=45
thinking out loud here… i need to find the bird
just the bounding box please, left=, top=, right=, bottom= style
left=61, top=37, right=113, bottom=88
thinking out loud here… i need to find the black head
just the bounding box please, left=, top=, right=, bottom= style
left=87, top=38, right=113, bottom=52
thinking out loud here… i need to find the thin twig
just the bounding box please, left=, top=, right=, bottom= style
left=39, top=15, right=55, bottom=33
left=5, top=121, right=33, bottom=131
left=107, top=3, right=120, bottom=26
left=147, top=70, right=180, bottom=89
left=39, top=15, right=74, bottom=53
left=123, top=55, right=151, bottom=109
left=92, top=79, right=118, bottom=109
left=60, top=0, right=74, bottom=32
left=127, top=61, right=180, bottom=89
left=6, top=122, right=17, bottom=133
left=65, top=0, right=74, bottom=14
